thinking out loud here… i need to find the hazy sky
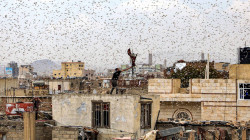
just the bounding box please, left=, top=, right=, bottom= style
left=0, top=0, right=249, bottom=71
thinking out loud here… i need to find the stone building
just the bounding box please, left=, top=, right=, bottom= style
left=53, top=61, right=85, bottom=79
left=148, top=78, right=250, bottom=123
left=52, top=94, right=160, bottom=139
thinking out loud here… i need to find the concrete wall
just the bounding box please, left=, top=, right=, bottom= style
left=159, top=102, right=201, bottom=121
left=0, top=78, right=18, bottom=96
left=52, top=94, right=160, bottom=139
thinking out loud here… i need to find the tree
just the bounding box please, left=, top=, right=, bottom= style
left=171, top=65, right=226, bottom=88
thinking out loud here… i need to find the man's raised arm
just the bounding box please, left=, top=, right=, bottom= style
left=121, top=66, right=133, bottom=72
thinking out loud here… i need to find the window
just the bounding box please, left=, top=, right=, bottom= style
left=92, top=102, right=110, bottom=128
left=173, top=109, right=192, bottom=120
left=58, top=85, right=61, bottom=90
left=176, top=112, right=190, bottom=119
left=141, top=103, right=151, bottom=129
left=79, top=65, right=83, bottom=67
left=239, top=83, right=250, bottom=100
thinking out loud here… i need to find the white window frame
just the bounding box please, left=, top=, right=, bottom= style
left=238, top=83, right=250, bottom=100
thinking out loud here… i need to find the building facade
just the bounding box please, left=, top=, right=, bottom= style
left=148, top=78, right=250, bottom=123
left=18, top=65, right=35, bottom=79
left=48, top=79, right=84, bottom=94
left=53, top=61, right=85, bottom=79
left=52, top=94, right=160, bottom=139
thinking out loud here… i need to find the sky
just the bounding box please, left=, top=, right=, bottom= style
left=0, top=0, right=249, bottom=71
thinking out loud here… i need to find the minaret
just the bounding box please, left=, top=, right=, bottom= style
left=201, top=52, right=205, bottom=61
left=149, top=52, right=152, bottom=65
left=164, top=59, right=167, bottom=68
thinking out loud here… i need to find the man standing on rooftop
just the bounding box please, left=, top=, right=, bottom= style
left=109, top=66, right=133, bottom=94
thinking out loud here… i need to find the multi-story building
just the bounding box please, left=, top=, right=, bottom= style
left=18, top=65, right=37, bottom=88
left=18, top=65, right=35, bottom=79
left=148, top=63, right=250, bottom=123
left=7, top=61, right=19, bottom=78
left=53, top=61, right=85, bottom=79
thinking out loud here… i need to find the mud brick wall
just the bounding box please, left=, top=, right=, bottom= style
left=52, top=127, right=79, bottom=140
left=148, top=79, right=180, bottom=93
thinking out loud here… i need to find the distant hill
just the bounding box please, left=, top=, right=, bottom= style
left=31, top=59, right=61, bottom=76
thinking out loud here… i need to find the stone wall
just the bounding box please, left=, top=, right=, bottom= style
left=149, top=78, right=250, bottom=123
left=6, top=130, right=23, bottom=140
left=148, top=79, right=180, bottom=93
left=229, top=64, right=250, bottom=79
left=0, top=120, right=54, bottom=140
left=159, top=102, right=201, bottom=121
left=191, top=79, right=236, bottom=94
left=52, top=127, right=79, bottom=140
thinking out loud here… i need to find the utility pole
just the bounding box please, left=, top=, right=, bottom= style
left=4, top=77, right=6, bottom=96
left=205, top=54, right=210, bottom=79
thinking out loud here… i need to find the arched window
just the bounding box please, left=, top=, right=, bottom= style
left=173, top=108, right=192, bottom=120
